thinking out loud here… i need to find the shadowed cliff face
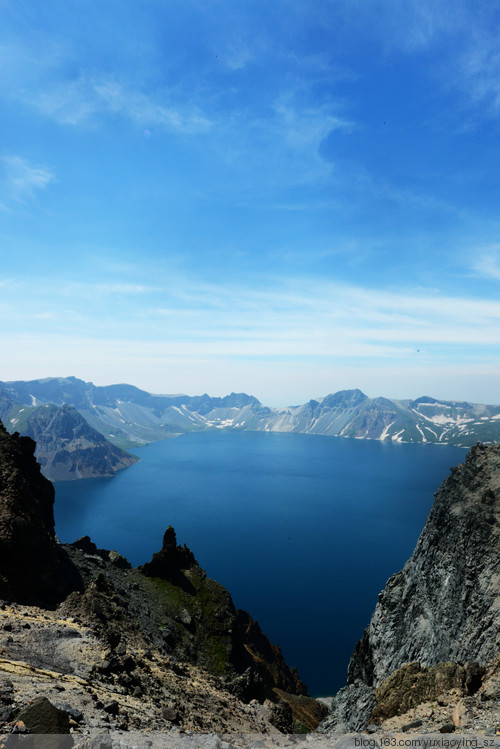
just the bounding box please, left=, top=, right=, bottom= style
left=0, top=422, right=70, bottom=605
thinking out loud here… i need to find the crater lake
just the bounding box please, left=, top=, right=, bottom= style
left=54, top=431, right=465, bottom=696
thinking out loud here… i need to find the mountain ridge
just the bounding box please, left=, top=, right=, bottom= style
left=2, top=377, right=500, bottom=450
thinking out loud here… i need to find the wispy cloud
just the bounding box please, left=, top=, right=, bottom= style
left=0, top=155, right=55, bottom=206
left=30, top=73, right=214, bottom=133
left=223, top=41, right=255, bottom=71
left=202, top=94, right=353, bottom=196
left=58, top=281, right=158, bottom=297
left=470, top=245, right=500, bottom=280
left=5, top=273, right=500, bottom=359
left=2, top=268, right=500, bottom=403
left=273, top=95, right=351, bottom=150
left=288, top=0, right=467, bottom=54
left=458, top=36, right=500, bottom=116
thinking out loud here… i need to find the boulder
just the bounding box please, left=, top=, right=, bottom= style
left=17, top=696, right=72, bottom=733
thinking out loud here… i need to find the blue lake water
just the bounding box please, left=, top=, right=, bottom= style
left=54, top=431, right=465, bottom=696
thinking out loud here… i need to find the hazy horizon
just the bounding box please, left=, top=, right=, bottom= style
left=3, top=1, right=500, bottom=406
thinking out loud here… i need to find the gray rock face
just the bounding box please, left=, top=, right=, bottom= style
left=349, top=442, right=500, bottom=688
left=319, top=683, right=376, bottom=734
left=320, top=441, right=500, bottom=733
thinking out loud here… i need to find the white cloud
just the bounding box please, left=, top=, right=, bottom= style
left=59, top=282, right=158, bottom=297
left=5, top=273, right=500, bottom=361
left=1, top=155, right=54, bottom=204
left=457, top=35, right=500, bottom=115
left=273, top=95, right=351, bottom=150
left=3, top=266, right=500, bottom=405
left=469, top=245, right=500, bottom=280
left=30, top=72, right=214, bottom=134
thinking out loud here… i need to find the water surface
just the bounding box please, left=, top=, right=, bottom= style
left=54, top=432, right=465, bottom=695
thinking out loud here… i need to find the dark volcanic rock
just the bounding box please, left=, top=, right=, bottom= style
left=139, top=525, right=197, bottom=587
left=70, top=536, right=99, bottom=555
left=273, top=688, right=328, bottom=732
left=0, top=423, right=76, bottom=606
left=0, top=417, right=312, bottom=729
left=0, top=395, right=138, bottom=481
left=17, top=696, right=72, bottom=733
left=234, top=610, right=308, bottom=696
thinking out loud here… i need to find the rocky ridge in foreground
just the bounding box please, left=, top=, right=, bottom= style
left=319, top=441, right=500, bottom=734
left=0, top=420, right=324, bottom=735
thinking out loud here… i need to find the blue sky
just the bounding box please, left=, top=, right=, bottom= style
left=2, top=0, right=500, bottom=405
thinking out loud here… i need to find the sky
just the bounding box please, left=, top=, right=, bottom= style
left=2, top=0, right=500, bottom=406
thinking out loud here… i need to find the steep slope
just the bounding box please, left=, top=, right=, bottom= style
left=22, top=403, right=138, bottom=481
left=0, top=397, right=137, bottom=481
left=258, top=392, right=500, bottom=445
left=349, top=442, right=500, bottom=685
left=320, top=441, right=500, bottom=732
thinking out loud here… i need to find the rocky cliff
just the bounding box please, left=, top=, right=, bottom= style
left=0, top=397, right=137, bottom=481
left=0, top=422, right=77, bottom=606
left=22, top=403, right=138, bottom=481
left=320, top=441, right=500, bottom=733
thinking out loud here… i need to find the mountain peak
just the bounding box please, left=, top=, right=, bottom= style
left=322, top=389, right=368, bottom=409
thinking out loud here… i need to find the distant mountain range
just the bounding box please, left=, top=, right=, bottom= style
left=1, top=378, right=500, bottom=480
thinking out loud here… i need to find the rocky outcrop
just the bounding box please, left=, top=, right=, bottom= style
left=0, top=599, right=293, bottom=734
left=370, top=661, right=484, bottom=724
left=0, top=423, right=77, bottom=606
left=139, top=525, right=197, bottom=583
left=16, top=696, right=72, bottom=734
left=138, top=526, right=308, bottom=704
left=320, top=442, right=500, bottom=733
